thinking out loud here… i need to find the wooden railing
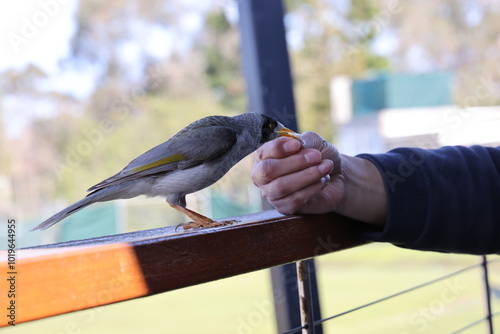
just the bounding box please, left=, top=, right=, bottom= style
left=0, top=210, right=366, bottom=327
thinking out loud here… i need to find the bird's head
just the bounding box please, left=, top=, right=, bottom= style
left=232, top=112, right=301, bottom=148
left=259, top=114, right=301, bottom=143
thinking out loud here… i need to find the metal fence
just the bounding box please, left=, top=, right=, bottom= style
left=279, top=256, right=499, bottom=334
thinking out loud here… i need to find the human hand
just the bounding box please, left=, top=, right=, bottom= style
left=252, top=131, right=345, bottom=215
left=252, top=131, right=387, bottom=225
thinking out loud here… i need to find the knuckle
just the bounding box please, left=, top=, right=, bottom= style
left=261, top=180, right=290, bottom=202
left=289, top=193, right=306, bottom=210
left=251, top=169, right=261, bottom=186
left=265, top=184, right=284, bottom=201
left=275, top=202, right=295, bottom=215
left=256, top=139, right=280, bottom=160
left=277, top=193, right=306, bottom=215
left=253, top=147, right=265, bottom=162
left=276, top=207, right=293, bottom=215
left=279, top=202, right=300, bottom=215
left=303, top=165, right=322, bottom=179
left=251, top=162, right=269, bottom=186
left=257, top=160, right=277, bottom=184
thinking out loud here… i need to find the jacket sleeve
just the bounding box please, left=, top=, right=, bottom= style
left=356, top=146, right=500, bottom=255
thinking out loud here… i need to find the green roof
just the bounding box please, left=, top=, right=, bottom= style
left=352, top=72, right=453, bottom=114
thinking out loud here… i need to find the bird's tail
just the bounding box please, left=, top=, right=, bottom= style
left=31, top=189, right=111, bottom=231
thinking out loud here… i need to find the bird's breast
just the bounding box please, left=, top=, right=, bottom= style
left=149, top=162, right=229, bottom=197
left=148, top=141, right=257, bottom=198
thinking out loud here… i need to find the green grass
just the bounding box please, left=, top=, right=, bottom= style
left=5, top=244, right=499, bottom=334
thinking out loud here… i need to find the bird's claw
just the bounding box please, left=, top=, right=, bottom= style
left=175, top=219, right=236, bottom=231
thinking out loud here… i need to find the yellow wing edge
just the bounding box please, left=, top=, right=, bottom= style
left=132, top=153, right=186, bottom=172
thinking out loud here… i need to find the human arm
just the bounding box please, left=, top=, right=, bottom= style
left=359, top=145, right=500, bottom=254
left=252, top=132, right=500, bottom=255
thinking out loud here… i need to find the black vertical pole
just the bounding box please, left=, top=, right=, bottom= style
left=238, top=0, right=298, bottom=131
left=238, top=1, right=322, bottom=333
left=481, top=256, right=493, bottom=334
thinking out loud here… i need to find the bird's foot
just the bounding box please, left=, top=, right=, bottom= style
left=176, top=219, right=236, bottom=230
left=170, top=203, right=237, bottom=231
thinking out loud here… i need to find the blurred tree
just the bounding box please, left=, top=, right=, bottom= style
left=47, top=0, right=235, bottom=200
left=284, top=0, right=389, bottom=140
left=3, top=0, right=500, bottom=214
left=6, top=107, right=79, bottom=218
left=0, top=65, right=47, bottom=96
left=202, top=9, right=245, bottom=111
left=70, top=0, right=178, bottom=77
left=388, top=0, right=500, bottom=106
left=0, top=63, right=82, bottom=206
left=0, top=110, right=10, bottom=175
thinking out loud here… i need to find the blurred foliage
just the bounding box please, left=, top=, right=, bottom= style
left=0, top=111, right=10, bottom=175
left=2, top=0, right=500, bottom=219
left=348, top=0, right=380, bottom=22
left=56, top=94, right=228, bottom=200
left=285, top=0, right=390, bottom=139
left=203, top=10, right=245, bottom=111
left=389, top=0, right=500, bottom=107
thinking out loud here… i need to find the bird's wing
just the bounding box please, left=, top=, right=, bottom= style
left=88, top=126, right=238, bottom=192
left=167, top=126, right=238, bottom=163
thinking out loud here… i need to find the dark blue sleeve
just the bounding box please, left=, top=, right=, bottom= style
left=357, top=146, right=500, bottom=255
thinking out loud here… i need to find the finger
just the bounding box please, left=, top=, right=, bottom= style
left=253, top=137, right=302, bottom=162
left=301, top=131, right=326, bottom=150
left=252, top=149, right=323, bottom=186
left=271, top=179, right=327, bottom=215
left=261, top=159, right=333, bottom=201
left=301, top=131, right=341, bottom=174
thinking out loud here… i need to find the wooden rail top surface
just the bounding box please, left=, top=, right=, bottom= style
left=0, top=210, right=366, bottom=326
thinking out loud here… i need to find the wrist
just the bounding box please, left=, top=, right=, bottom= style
left=336, top=155, right=387, bottom=226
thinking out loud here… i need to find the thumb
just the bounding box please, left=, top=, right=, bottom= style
left=301, top=131, right=341, bottom=175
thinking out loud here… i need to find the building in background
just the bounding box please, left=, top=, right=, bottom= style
left=331, top=72, right=500, bottom=155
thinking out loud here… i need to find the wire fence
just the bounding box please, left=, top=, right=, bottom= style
left=282, top=256, right=499, bottom=334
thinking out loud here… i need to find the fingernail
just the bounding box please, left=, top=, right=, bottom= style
left=304, top=150, right=321, bottom=164
left=318, top=160, right=333, bottom=174
left=321, top=175, right=330, bottom=186
left=284, top=139, right=300, bottom=153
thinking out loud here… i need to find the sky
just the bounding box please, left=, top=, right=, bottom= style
left=0, top=0, right=394, bottom=138
left=0, top=0, right=79, bottom=73
left=0, top=1, right=81, bottom=137
left=0, top=0, right=235, bottom=75
left=0, top=0, right=410, bottom=138
left=0, top=1, right=485, bottom=85
left=0, top=1, right=210, bottom=97
left=0, top=0, right=217, bottom=137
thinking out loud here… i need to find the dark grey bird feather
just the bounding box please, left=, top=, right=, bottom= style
left=32, top=113, right=299, bottom=231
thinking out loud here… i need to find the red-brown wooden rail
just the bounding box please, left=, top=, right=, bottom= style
left=0, top=210, right=366, bottom=326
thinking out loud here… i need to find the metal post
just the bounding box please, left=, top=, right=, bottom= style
left=297, top=260, right=315, bottom=334
left=238, top=0, right=298, bottom=129
left=238, top=1, right=323, bottom=333
left=270, top=262, right=302, bottom=331
left=481, top=255, right=493, bottom=334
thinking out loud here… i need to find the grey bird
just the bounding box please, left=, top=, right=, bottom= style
left=32, top=113, right=299, bottom=231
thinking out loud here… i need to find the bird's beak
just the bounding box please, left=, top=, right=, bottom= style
left=277, top=126, right=301, bottom=141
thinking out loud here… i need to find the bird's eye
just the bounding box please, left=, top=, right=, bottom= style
left=260, top=119, right=278, bottom=143
left=262, top=120, right=276, bottom=131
